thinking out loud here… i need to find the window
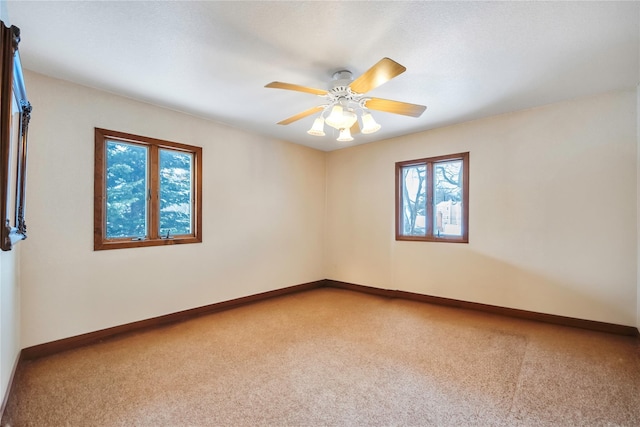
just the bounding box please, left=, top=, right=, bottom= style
left=94, top=128, right=202, bottom=250
left=396, top=152, right=469, bottom=243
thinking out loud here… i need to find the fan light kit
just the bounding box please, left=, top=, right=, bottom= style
left=265, top=58, right=427, bottom=142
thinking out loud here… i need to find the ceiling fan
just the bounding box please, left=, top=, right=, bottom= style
left=265, top=57, right=427, bottom=142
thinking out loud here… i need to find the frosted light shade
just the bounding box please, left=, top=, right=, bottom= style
left=337, top=128, right=353, bottom=142
left=361, top=112, right=381, bottom=134
left=342, top=110, right=358, bottom=129
left=325, top=105, right=344, bottom=129
left=307, top=117, right=325, bottom=136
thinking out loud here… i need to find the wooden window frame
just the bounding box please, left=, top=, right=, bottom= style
left=94, top=128, right=202, bottom=250
left=395, top=152, right=469, bottom=243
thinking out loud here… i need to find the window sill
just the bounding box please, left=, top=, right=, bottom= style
left=395, top=235, right=468, bottom=243
left=94, top=236, right=202, bottom=251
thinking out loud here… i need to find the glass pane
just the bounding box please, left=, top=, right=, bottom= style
left=433, top=159, right=463, bottom=237
left=159, top=149, right=193, bottom=236
left=400, top=164, right=427, bottom=236
left=106, top=141, right=148, bottom=238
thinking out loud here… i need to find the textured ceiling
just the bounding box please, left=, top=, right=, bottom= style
left=6, top=1, right=640, bottom=151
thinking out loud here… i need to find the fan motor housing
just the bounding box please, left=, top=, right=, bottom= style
left=330, top=70, right=354, bottom=91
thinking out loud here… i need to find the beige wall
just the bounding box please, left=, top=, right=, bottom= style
left=0, top=248, right=20, bottom=408
left=327, top=90, right=638, bottom=327
left=21, top=71, right=326, bottom=348
left=17, top=71, right=640, bottom=352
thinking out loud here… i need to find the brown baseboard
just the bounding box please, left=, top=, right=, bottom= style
left=21, top=280, right=325, bottom=361
left=0, top=350, right=22, bottom=423
left=20, top=278, right=639, bottom=362
left=324, top=279, right=640, bottom=337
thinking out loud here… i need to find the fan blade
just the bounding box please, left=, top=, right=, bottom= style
left=277, top=106, right=324, bottom=125
left=350, top=120, right=360, bottom=135
left=364, top=98, right=427, bottom=117
left=349, top=58, right=406, bottom=94
left=265, top=81, right=328, bottom=96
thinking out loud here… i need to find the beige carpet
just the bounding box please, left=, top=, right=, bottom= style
left=3, top=288, right=639, bottom=426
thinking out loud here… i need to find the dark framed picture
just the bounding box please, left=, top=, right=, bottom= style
left=0, top=23, right=31, bottom=251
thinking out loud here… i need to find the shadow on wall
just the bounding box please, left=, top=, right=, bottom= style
left=391, top=247, right=634, bottom=327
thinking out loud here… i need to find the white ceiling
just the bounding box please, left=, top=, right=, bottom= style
left=6, top=1, right=640, bottom=151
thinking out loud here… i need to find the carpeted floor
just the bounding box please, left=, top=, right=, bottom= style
left=2, top=288, right=639, bottom=426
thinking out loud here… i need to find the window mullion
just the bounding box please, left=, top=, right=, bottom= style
left=149, top=145, right=159, bottom=240
left=426, top=161, right=434, bottom=238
